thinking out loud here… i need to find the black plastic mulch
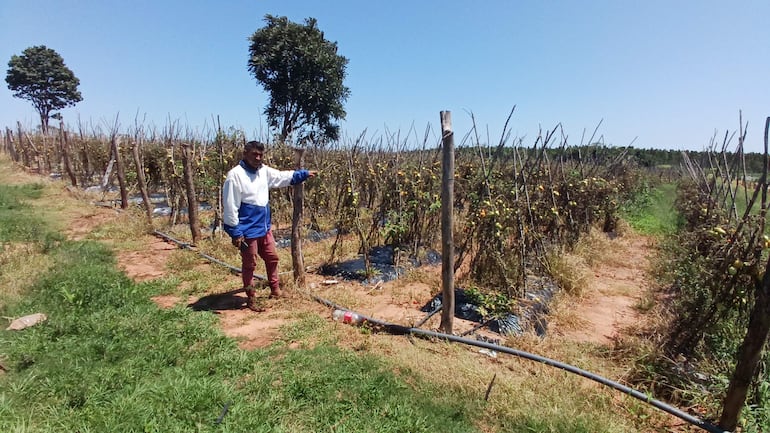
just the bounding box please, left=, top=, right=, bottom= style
left=319, top=245, right=441, bottom=284
left=275, top=229, right=339, bottom=248
left=420, top=277, right=558, bottom=337
left=272, top=228, right=559, bottom=338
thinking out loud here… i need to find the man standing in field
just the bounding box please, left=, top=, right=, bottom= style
left=223, top=140, right=316, bottom=311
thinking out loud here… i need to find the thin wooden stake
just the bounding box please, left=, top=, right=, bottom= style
left=485, top=373, right=497, bottom=401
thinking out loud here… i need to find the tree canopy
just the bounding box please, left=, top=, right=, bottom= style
left=248, top=15, right=350, bottom=143
left=5, top=45, right=82, bottom=134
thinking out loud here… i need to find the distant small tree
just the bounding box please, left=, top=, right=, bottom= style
left=248, top=15, right=350, bottom=143
left=5, top=45, right=82, bottom=134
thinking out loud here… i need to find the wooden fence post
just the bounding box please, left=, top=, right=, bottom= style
left=291, top=147, right=306, bottom=288
left=181, top=142, right=201, bottom=244
left=111, top=134, right=128, bottom=209
left=439, top=111, right=455, bottom=334
left=59, top=120, right=77, bottom=186
left=132, top=135, right=154, bottom=226
left=5, top=128, right=18, bottom=162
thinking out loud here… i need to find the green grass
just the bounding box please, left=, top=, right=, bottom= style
left=1, top=237, right=485, bottom=432
left=622, top=182, right=680, bottom=236
left=0, top=183, right=49, bottom=243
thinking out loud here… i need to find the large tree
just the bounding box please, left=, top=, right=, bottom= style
left=5, top=45, right=82, bottom=134
left=248, top=15, right=350, bottom=143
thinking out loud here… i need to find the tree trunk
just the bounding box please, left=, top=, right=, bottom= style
left=39, top=111, right=48, bottom=136
left=439, top=111, right=455, bottom=334
left=131, top=137, right=153, bottom=226
left=111, top=135, right=128, bottom=210
left=59, top=122, right=77, bottom=187
left=181, top=142, right=201, bottom=244
left=291, top=147, right=306, bottom=288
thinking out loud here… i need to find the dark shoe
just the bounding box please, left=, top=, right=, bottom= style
left=269, top=288, right=282, bottom=299
left=245, top=288, right=263, bottom=312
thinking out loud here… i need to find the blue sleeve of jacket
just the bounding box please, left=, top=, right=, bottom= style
left=223, top=223, right=240, bottom=239
left=290, top=169, right=310, bottom=185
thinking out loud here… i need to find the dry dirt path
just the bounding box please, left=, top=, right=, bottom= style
left=553, top=233, right=652, bottom=345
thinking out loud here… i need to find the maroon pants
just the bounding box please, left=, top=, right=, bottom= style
left=240, top=231, right=280, bottom=291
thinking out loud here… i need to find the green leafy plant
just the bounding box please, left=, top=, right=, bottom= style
left=464, top=286, right=515, bottom=318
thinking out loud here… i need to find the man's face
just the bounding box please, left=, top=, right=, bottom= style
left=243, top=148, right=264, bottom=169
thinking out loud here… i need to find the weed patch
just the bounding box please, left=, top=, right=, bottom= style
left=622, top=182, right=679, bottom=236
left=0, top=183, right=48, bottom=242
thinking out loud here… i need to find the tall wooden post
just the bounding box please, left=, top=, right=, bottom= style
left=215, top=116, right=225, bottom=237
left=78, top=123, right=92, bottom=186
left=5, top=128, right=18, bottom=162
left=439, top=111, right=455, bottom=334
left=59, top=120, right=77, bottom=187
left=131, top=136, right=154, bottom=226
left=291, top=147, right=306, bottom=288
left=111, top=134, right=128, bottom=210
left=181, top=142, right=201, bottom=244
left=17, top=122, right=28, bottom=168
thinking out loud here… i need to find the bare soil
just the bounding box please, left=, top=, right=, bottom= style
left=554, top=234, right=651, bottom=345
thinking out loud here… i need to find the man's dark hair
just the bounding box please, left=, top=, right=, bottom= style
left=245, top=140, right=266, bottom=152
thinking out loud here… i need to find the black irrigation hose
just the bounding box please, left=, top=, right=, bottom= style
left=419, top=328, right=727, bottom=433
left=414, top=304, right=441, bottom=328
left=313, top=296, right=728, bottom=433
left=152, top=230, right=265, bottom=280
left=156, top=230, right=729, bottom=433
left=214, top=401, right=230, bottom=425
left=460, top=316, right=494, bottom=337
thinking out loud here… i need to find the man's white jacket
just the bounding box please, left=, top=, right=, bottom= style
left=222, top=160, right=310, bottom=239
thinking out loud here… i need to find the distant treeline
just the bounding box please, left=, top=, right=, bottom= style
left=622, top=147, right=765, bottom=173
left=457, top=144, right=765, bottom=174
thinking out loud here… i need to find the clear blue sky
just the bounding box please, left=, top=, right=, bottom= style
left=1, top=0, right=768, bottom=152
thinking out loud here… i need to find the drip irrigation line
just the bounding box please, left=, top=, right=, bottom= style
left=304, top=291, right=727, bottom=433
left=214, top=401, right=230, bottom=425
left=414, top=328, right=725, bottom=432
left=414, top=304, right=441, bottom=328
left=152, top=230, right=264, bottom=279
left=157, top=230, right=728, bottom=433
left=459, top=316, right=494, bottom=337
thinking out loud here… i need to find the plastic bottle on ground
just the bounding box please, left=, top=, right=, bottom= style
left=332, top=309, right=365, bottom=325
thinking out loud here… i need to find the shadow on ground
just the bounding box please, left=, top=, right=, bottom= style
left=188, top=288, right=246, bottom=311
